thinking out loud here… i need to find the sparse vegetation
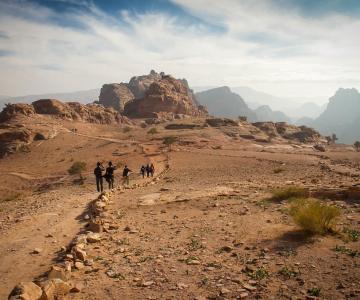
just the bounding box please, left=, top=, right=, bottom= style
left=343, top=227, right=360, bottom=242
left=147, top=127, right=158, bottom=135
left=68, top=161, right=86, bottom=181
left=278, top=266, right=299, bottom=279
left=249, top=267, right=269, bottom=280
left=333, top=245, right=359, bottom=257
left=354, top=141, right=360, bottom=151
left=188, top=238, right=203, bottom=251
left=269, top=186, right=309, bottom=202
left=289, top=198, right=340, bottom=235
left=163, top=136, right=177, bottom=150
left=308, top=287, right=321, bottom=297
left=273, top=167, right=285, bottom=174
left=123, top=126, right=132, bottom=133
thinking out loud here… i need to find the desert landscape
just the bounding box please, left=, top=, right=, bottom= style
left=1, top=1, right=360, bottom=299
left=0, top=70, right=359, bottom=300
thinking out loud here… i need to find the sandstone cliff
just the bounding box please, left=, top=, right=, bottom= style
left=124, top=75, right=207, bottom=118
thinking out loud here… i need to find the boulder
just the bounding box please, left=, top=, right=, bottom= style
left=98, top=83, right=134, bottom=112
left=42, top=279, right=71, bottom=300
left=206, top=118, right=238, bottom=127
left=8, top=282, right=42, bottom=300
left=48, top=266, right=68, bottom=281
left=32, top=99, right=72, bottom=119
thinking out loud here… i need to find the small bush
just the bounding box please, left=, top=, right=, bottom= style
left=278, top=266, right=299, bottom=279
left=269, top=186, right=309, bottom=202
left=163, top=136, right=177, bottom=146
left=273, top=167, right=285, bottom=174
left=343, top=227, right=360, bottom=242
left=122, top=126, right=132, bottom=133
left=249, top=267, right=269, bottom=280
left=289, top=198, right=340, bottom=235
left=147, top=127, right=158, bottom=135
left=68, top=161, right=86, bottom=177
left=308, top=287, right=321, bottom=297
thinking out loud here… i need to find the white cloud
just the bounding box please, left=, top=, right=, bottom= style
left=0, top=0, right=359, bottom=100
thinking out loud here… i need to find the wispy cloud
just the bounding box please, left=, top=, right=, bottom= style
left=0, top=0, right=359, bottom=99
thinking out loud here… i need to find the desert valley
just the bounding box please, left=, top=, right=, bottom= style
left=0, top=70, right=359, bottom=300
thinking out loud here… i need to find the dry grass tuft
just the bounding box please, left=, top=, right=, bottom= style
left=269, top=186, right=309, bottom=202
left=289, top=198, right=340, bottom=235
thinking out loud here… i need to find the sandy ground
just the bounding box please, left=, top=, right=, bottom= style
left=1, top=120, right=360, bottom=299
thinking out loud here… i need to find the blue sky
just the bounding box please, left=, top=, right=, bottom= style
left=0, top=0, right=360, bottom=99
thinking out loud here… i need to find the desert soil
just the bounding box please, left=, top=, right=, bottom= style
left=1, top=121, right=360, bottom=300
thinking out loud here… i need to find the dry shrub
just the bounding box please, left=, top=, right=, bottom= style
left=270, top=186, right=309, bottom=202
left=289, top=198, right=340, bottom=235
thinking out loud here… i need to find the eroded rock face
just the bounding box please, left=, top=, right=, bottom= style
left=252, top=122, right=322, bottom=143
left=32, top=99, right=73, bottom=118
left=0, top=127, right=33, bottom=157
left=127, top=70, right=162, bottom=99
left=0, top=103, right=35, bottom=122
left=124, top=76, right=207, bottom=118
left=98, top=83, right=134, bottom=112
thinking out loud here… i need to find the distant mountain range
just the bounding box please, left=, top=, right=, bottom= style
left=195, top=86, right=257, bottom=121
left=195, top=86, right=291, bottom=123
left=310, top=88, right=360, bottom=144
left=0, top=89, right=100, bottom=109
left=2, top=85, right=358, bottom=144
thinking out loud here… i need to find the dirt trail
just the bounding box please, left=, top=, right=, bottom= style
left=0, top=190, right=98, bottom=299
left=0, top=140, right=168, bottom=299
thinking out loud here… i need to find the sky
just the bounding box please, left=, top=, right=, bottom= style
left=0, top=0, right=360, bottom=100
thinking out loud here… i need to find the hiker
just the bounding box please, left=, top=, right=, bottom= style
left=105, top=161, right=116, bottom=190
left=150, top=163, right=155, bottom=177
left=146, top=164, right=151, bottom=178
left=122, top=165, right=132, bottom=186
left=140, top=165, right=146, bottom=178
left=94, top=162, right=104, bottom=192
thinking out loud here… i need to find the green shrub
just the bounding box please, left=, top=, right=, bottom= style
left=308, top=287, right=321, bottom=297
left=147, top=127, right=158, bottom=135
left=343, top=227, right=360, bottom=242
left=289, top=198, right=340, bottom=235
left=249, top=267, right=269, bottom=280
left=68, top=161, right=86, bottom=178
left=269, top=186, right=309, bottom=202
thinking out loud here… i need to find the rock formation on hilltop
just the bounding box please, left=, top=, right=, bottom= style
left=99, top=70, right=205, bottom=118
left=98, top=83, right=134, bottom=112
left=312, top=88, right=360, bottom=143
left=127, top=70, right=163, bottom=99
left=195, top=86, right=258, bottom=122
left=124, top=75, right=207, bottom=118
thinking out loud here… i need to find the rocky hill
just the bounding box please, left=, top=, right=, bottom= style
left=254, top=105, right=291, bottom=123
left=0, top=100, right=130, bottom=157
left=124, top=75, right=207, bottom=118
left=195, top=86, right=257, bottom=121
left=312, top=88, right=360, bottom=143
left=0, top=89, right=99, bottom=110
left=99, top=70, right=202, bottom=118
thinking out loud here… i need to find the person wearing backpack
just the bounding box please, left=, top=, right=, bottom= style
left=105, top=161, right=116, bottom=190
left=94, top=162, right=105, bottom=192
left=122, top=165, right=132, bottom=186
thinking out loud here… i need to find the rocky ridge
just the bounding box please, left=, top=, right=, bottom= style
left=0, top=100, right=130, bottom=157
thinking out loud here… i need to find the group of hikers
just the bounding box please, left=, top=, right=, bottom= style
left=93, top=161, right=155, bottom=192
